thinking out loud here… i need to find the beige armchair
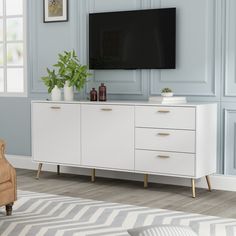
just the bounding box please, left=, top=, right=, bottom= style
left=0, top=140, right=17, bottom=216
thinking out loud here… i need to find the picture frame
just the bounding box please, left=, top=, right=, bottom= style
left=43, top=0, right=68, bottom=23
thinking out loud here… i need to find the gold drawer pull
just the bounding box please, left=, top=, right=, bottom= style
left=101, top=108, right=112, bottom=111
left=50, top=106, right=61, bottom=110
left=158, top=155, right=170, bottom=158
left=157, top=133, right=170, bottom=136
left=158, top=110, right=170, bottom=113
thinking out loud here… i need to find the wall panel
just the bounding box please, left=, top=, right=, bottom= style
left=224, top=105, right=236, bottom=175
left=150, top=0, right=216, bottom=97
left=85, top=0, right=147, bottom=98
left=224, top=0, right=236, bottom=98
left=0, top=98, right=31, bottom=156
left=30, top=0, right=78, bottom=93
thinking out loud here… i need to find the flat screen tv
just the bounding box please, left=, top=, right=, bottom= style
left=89, top=8, right=176, bottom=70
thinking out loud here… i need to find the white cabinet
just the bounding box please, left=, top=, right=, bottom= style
left=31, top=101, right=217, bottom=196
left=32, top=103, right=81, bottom=165
left=81, top=104, right=135, bottom=170
left=135, top=104, right=217, bottom=179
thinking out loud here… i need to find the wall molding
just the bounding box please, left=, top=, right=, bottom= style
left=224, top=0, right=236, bottom=97
left=150, top=0, right=217, bottom=97
left=224, top=108, right=236, bottom=175
left=30, top=0, right=40, bottom=94
left=30, top=0, right=80, bottom=94
left=6, top=154, right=236, bottom=192
left=28, top=0, right=223, bottom=99
left=84, top=0, right=147, bottom=97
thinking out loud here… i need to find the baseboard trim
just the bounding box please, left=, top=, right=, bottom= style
left=6, top=155, right=236, bottom=192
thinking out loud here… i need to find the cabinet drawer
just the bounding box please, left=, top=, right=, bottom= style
left=135, top=150, right=195, bottom=176
left=136, top=128, right=195, bottom=153
left=135, top=106, right=195, bottom=130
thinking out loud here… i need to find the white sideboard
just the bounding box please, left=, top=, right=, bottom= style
left=31, top=101, right=217, bottom=198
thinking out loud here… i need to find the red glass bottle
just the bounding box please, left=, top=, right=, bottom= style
left=90, top=88, right=97, bottom=101
left=99, top=83, right=107, bottom=101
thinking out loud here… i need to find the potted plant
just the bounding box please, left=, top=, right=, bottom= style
left=161, top=88, right=173, bottom=97
left=54, top=50, right=92, bottom=101
left=41, top=68, right=64, bottom=101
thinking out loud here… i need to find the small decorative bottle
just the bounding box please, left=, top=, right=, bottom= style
left=90, top=88, right=97, bottom=101
left=99, top=83, right=107, bottom=101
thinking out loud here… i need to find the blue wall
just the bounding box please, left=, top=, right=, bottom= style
left=1, top=0, right=236, bottom=175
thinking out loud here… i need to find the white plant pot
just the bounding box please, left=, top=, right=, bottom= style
left=64, top=81, right=74, bottom=101
left=161, top=92, right=173, bottom=97
left=51, top=86, right=62, bottom=101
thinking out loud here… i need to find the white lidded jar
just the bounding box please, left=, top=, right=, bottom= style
left=51, top=86, right=62, bottom=101
left=64, top=81, right=74, bottom=101
left=161, top=92, right=174, bottom=97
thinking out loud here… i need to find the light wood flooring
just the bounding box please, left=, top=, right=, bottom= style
left=17, top=169, right=236, bottom=219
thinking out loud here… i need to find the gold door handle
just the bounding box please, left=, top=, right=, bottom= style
left=157, top=110, right=170, bottom=113
left=50, top=106, right=61, bottom=110
left=157, top=155, right=170, bottom=158
left=101, top=108, right=112, bottom=111
left=157, top=133, right=170, bottom=136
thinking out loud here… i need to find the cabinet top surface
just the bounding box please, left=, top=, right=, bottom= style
left=31, top=100, right=217, bottom=107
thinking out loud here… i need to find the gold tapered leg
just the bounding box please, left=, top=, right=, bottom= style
left=57, top=165, right=60, bottom=175
left=36, top=163, right=43, bottom=180
left=91, top=169, right=96, bottom=182
left=191, top=178, right=196, bottom=198
left=144, top=174, right=148, bottom=188
left=205, top=175, right=212, bottom=192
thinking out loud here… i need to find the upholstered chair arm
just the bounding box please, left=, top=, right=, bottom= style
left=0, top=140, right=15, bottom=171
left=0, top=139, right=6, bottom=159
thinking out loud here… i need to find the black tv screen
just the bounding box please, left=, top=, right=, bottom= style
left=89, top=8, right=176, bottom=70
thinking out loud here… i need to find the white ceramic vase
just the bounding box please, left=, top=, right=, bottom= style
left=64, top=81, right=74, bottom=101
left=161, top=92, right=174, bottom=97
left=51, top=86, right=62, bottom=101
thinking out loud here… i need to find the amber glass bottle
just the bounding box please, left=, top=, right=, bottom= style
left=99, top=83, right=107, bottom=101
left=90, top=88, right=97, bottom=101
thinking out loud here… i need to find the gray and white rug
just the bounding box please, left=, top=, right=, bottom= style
left=0, top=191, right=236, bottom=236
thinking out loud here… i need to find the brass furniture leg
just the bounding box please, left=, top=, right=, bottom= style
left=57, top=165, right=60, bottom=175
left=6, top=203, right=13, bottom=216
left=91, top=169, right=96, bottom=182
left=205, top=175, right=212, bottom=192
left=191, top=178, right=196, bottom=198
left=36, top=163, right=43, bottom=180
left=144, top=174, right=148, bottom=188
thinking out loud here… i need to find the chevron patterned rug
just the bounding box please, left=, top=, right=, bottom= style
left=0, top=191, right=236, bottom=236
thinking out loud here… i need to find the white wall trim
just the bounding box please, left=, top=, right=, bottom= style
left=6, top=155, right=236, bottom=192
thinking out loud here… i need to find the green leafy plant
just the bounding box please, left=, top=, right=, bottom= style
left=54, top=50, right=92, bottom=91
left=41, top=68, right=64, bottom=93
left=161, top=87, right=173, bottom=93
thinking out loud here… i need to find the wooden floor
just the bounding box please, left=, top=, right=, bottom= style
left=17, top=169, right=236, bottom=219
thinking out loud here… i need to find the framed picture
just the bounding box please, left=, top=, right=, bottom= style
left=44, top=0, right=68, bottom=23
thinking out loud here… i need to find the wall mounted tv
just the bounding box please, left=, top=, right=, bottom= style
left=89, top=8, right=176, bottom=70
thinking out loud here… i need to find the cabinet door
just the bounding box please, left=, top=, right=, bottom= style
left=32, top=103, right=81, bottom=165
left=81, top=104, right=135, bottom=170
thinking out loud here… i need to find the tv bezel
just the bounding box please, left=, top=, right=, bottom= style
left=89, top=8, right=176, bottom=70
